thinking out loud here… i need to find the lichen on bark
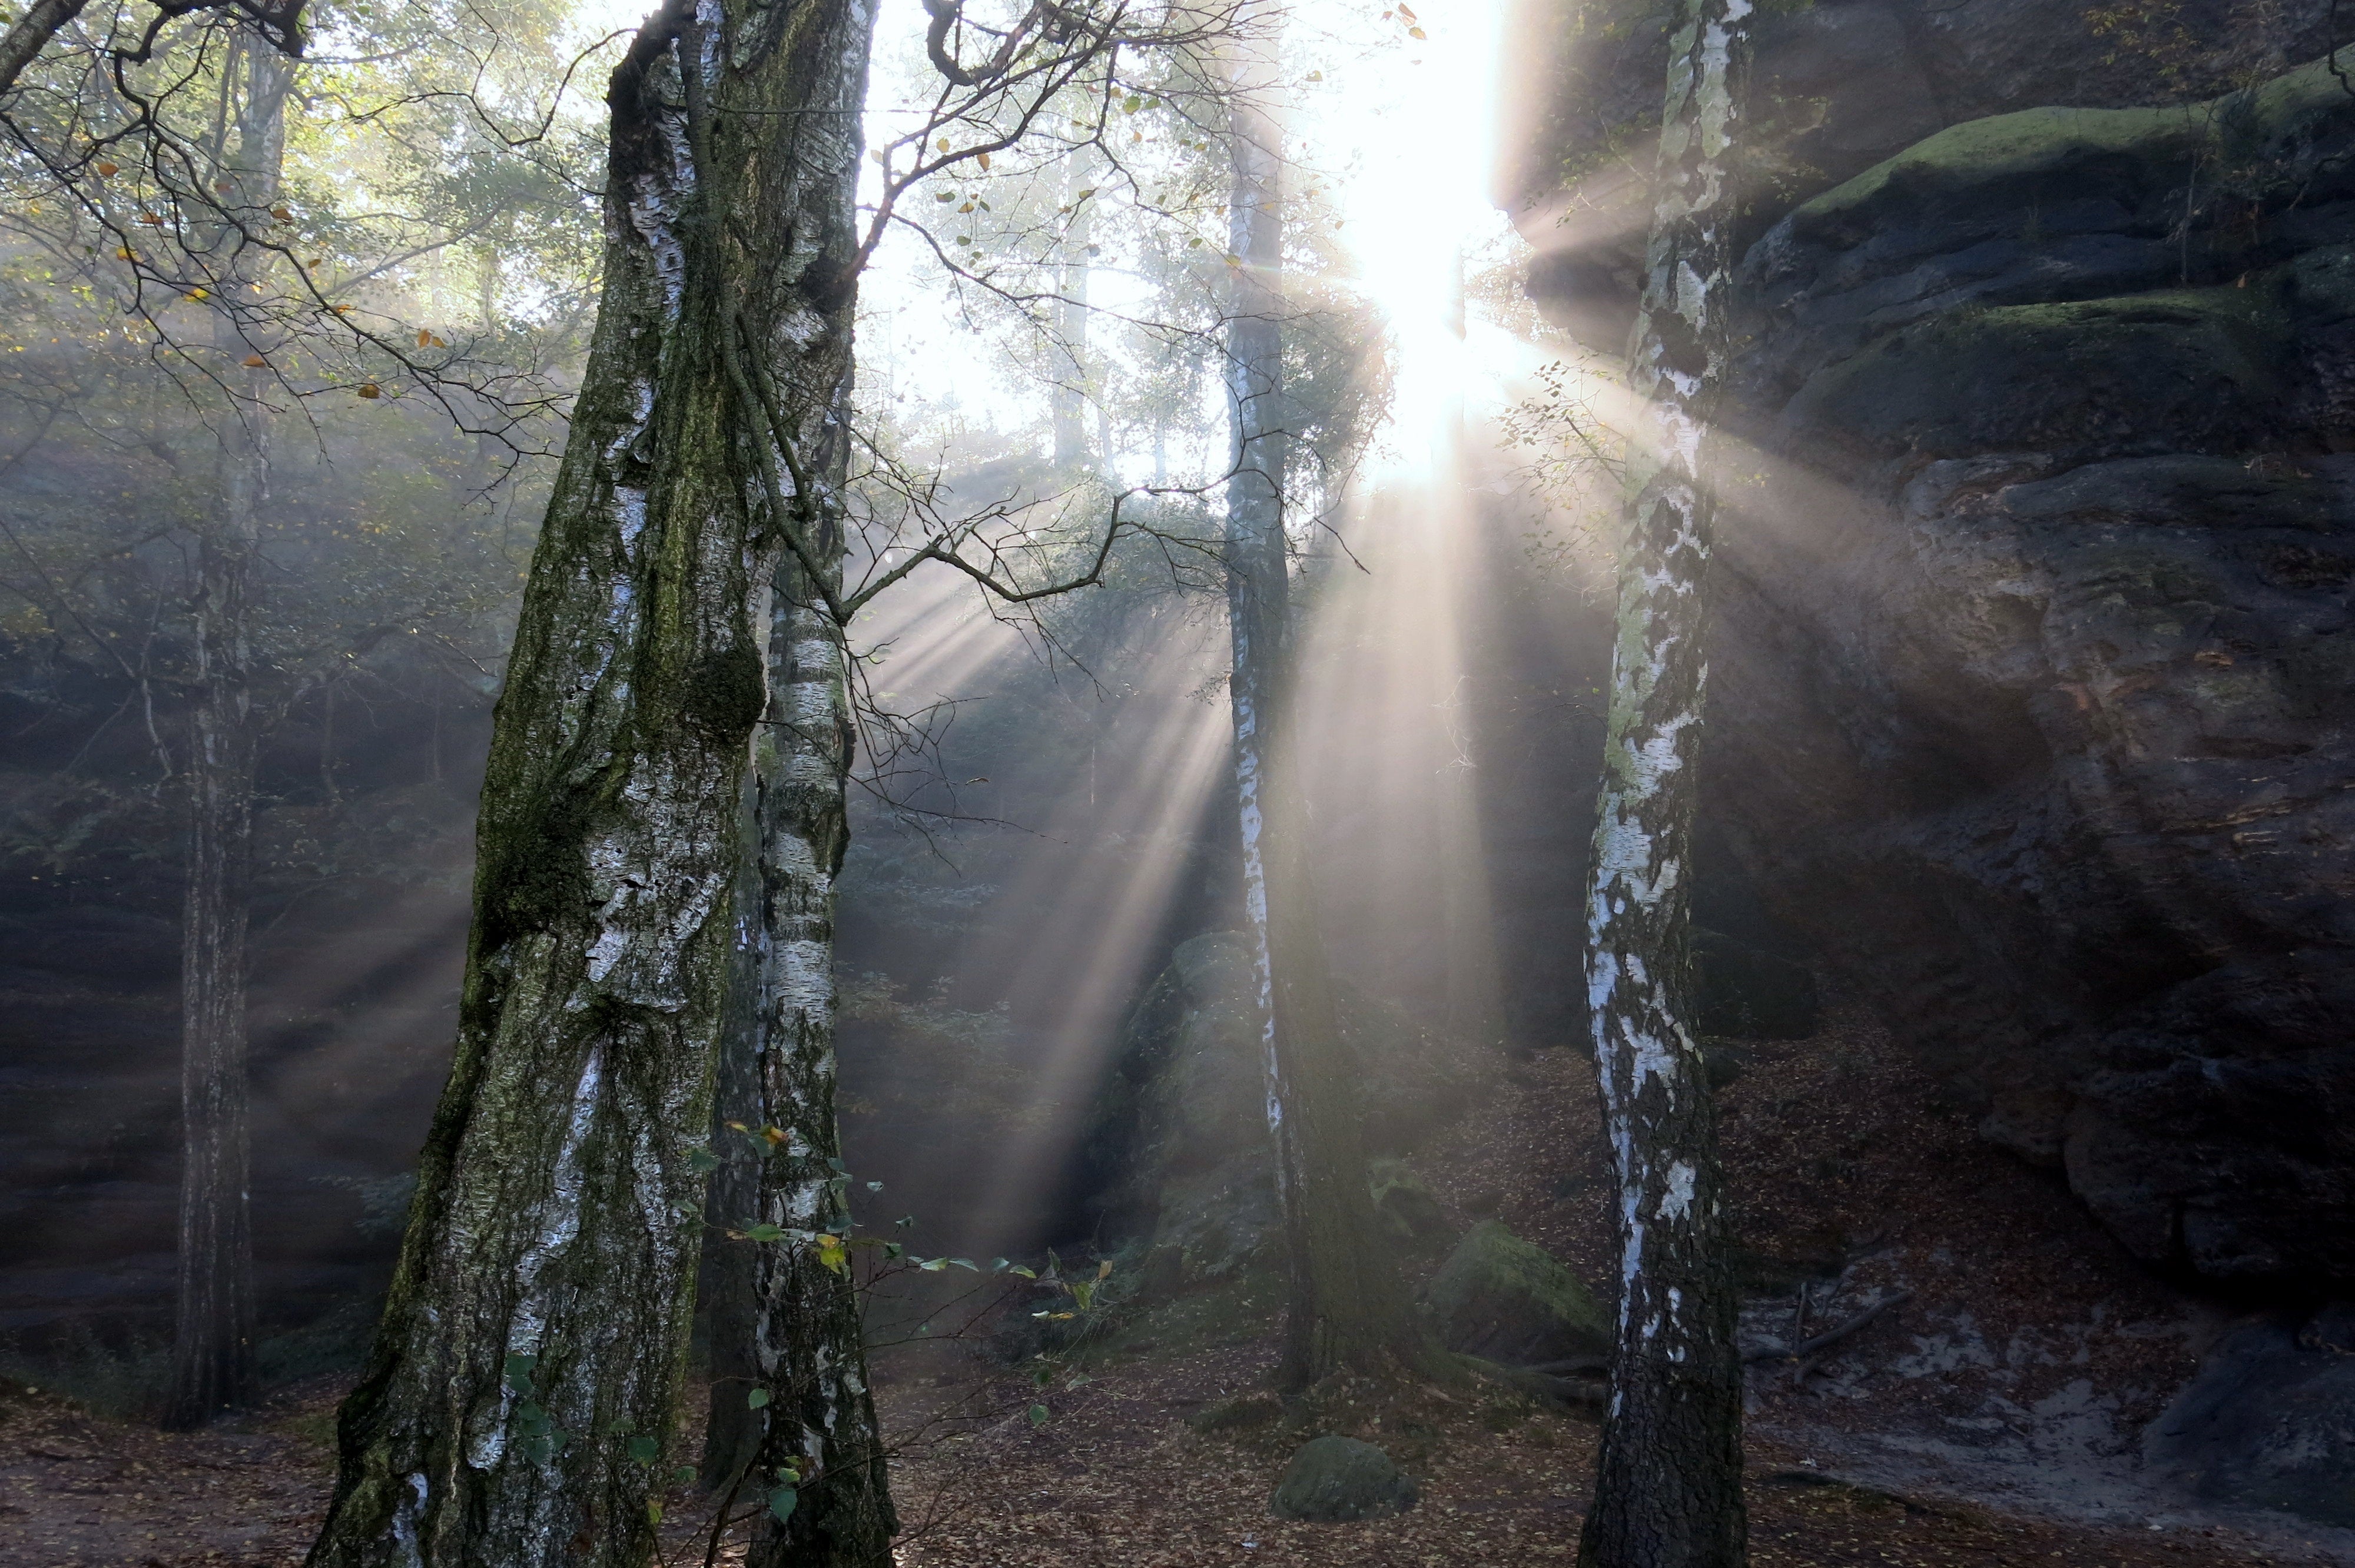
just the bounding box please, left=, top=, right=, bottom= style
left=306, top=0, right=879, bottom=1562
left=1578, top=1, right=1753, bottom=1566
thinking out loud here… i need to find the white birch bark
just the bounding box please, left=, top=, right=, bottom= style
left=1578, top=2, right=1753, bottom=1565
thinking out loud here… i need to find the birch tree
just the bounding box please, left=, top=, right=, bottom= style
left=159, top=17, right=290, bottom=1433
left=1219, top=58, right=1427, bottom=1389
left=1578, top=1, right=1753, bottom=1564
left=304, top=0, right=881, bottom=1560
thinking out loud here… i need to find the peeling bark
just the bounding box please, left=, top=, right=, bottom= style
left=1578, top=2, right=1753, bottom=1566
left=306, top=0, right=878, bottom=1562
left=1222, top=81, right=1425, bottom=1390
left=162, top=27, right=289, bottom=1434
left=737, top=557, right=894, bottom=1568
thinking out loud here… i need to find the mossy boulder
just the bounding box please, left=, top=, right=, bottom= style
left=1421, top=1221, right=1610, bottom=1366
left=1368, top=1158, right=1452, bottom=1253
left=1268, top=1436, right=1418, bottom=1522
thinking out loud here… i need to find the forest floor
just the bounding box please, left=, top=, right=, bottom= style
left=3, top=1006, right=2349, bottom=1567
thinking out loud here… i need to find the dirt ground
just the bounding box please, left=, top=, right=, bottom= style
left=3, top=1008, right=2346, bottom=1567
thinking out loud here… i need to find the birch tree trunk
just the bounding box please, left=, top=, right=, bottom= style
left=307, top=0, right=877, bottom=1561
left=734, top=556, right=894, bottom=1567
left=1578, top=1, right=1752, bottom=1564
left=1221, top=84, right=1424, bottom=1390
left=161, top=28, right=290, bottom=1433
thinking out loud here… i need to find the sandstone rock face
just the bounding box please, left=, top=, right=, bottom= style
left=1707, top=61, right=2355, bottom=1287
left=1504, top=0, right=2336, bottom=343
left=2145, top=1303, right=2355, bottom=1525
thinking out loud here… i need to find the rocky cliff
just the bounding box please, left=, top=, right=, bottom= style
left=1507, top=6, right=2355, bottom=1294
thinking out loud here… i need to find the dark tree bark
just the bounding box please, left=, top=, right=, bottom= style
left=1577, top=1, right=1753, bottom=1565
left=696, top=773, right=766, bottom=1493
left=0, top=0, right=89, bottom=100
left=306, top=0, right=878, bottom=1560
left=1220, top=82, right=1427, bottom=1391
left=161, top=24, right=289, bottom=1433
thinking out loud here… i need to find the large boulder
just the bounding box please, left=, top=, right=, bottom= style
left=1268, top=1436, right=1418, bottom=1522
left=2145, top=1303, right=2355, bottom=1526
left=1422, top=1221, right=1610, bottom=1366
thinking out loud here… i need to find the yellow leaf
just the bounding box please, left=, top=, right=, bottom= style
left=331, top=303, right=352, bottom=314
left=976, top=151, right=990, bottom=171
left=356, top=383, right=380, bottom=398
left=184, top=287, right=208, bottom=301
left=957, top=201, right=974, bottom=213
left=416, top=328, right=432, bottom=347
left=761, top=1125, right=788, bottom=1145
left=937, top=137, right=950, bottom=152
left=115, top=247, right=134, bottom=260
left=1408, top=25, right=1426, bottom=38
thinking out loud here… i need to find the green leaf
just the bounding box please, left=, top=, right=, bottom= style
left=742, top=1222, right=786, bottom=1244
left=673, top=1466, right=698, bottom=1487
left=865, top=1180, right=884, bottom=1191
left=503, top=1353, right=537, bottom=1394
left=1008, top=1264, right=1037, bottom=1279
left=626, top=1435, right=660, bottom=1464
left=747, top=1387, right=771, bottom=1409
left=686, top=1148, right=719, bottom=1175
left=768, top=1486, right=800, bottom=1524
left=884, top=1241, right=904, bottom=1260
left=1028, top=1403, right=1050, bottom=1427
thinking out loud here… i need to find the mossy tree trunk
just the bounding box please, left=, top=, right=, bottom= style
left=1221, top=84, right=1425, bottom=1391
left=306, top=0, right=877, bottom=1562
left=162, top=25, right=289, bottom=1433
left=1578, top=1, right=1753, bottom=1565
left=696, top=771, right=766, bottom=1493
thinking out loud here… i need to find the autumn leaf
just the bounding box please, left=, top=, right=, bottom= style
left=94, top=161, right=118, bottom=177
left=976, top=150, right=991, bottom=170
left=356, top=383, right=381, bottom=398
left=417, top=328, right=433, bottom=347
left=271, top=205, right=291, bottom=221
left=241, top=354, right=267, bottom=368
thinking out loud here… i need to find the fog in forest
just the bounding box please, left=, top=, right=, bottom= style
left=4, top=0, right=2354, bottom=1564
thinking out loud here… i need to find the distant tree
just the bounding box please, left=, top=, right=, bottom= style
left=159, top=15, right=291, bottom=1433
left=1215, top=36, right=1430, bottom=1389
left=1577, top=0, right=1752, bottom=1564
left=0, top=0, right=592, bottom=1434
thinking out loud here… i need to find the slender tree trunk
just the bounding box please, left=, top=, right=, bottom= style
left=1220, top=83, right=1424, bottom=1391
left=1578, top=1, right=1752, bottom=1565
left=737, top=557, right=894, bottom=1568
left=1050, top=144, right=1097, bottom=470
left=162, top=28, right=289, bottom=1433
left=307, top=1, right=876, bottom=1562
